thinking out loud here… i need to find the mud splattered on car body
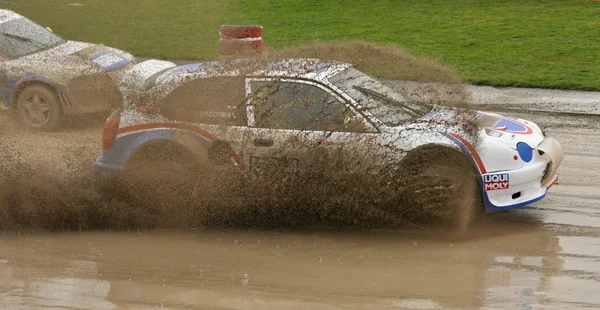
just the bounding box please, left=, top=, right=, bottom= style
left=90, top=56, right=563, bottom=232
left=0, top=9, right=134, bottom=131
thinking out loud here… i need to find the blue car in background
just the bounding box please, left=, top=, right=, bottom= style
left=0, top=9, right=134, bottom=130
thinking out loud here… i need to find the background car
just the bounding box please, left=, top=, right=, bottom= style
left=0, top=9, right=135, bottom=130
left=93, top=57, right=564, bottom=227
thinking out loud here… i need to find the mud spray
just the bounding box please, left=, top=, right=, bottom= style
left=0, top=43, right=479, bottom=233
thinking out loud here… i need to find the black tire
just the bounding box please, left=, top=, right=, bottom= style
left=15, top=84, right=63, bottom=131
left=121, top=143, right=200, bottom=210
left=398, top=144, right=483, bottom=232
left=94, top=174, right=127, bottom=200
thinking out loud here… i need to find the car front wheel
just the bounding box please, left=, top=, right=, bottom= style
left=16, top=84, right=63, bottom=131
left=397, top=144, right=483, bottom=232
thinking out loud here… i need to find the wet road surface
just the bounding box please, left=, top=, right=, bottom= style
left=1, top=107, right=599, bottom=309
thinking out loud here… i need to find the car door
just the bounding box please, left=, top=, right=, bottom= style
left=242, top=77, right=378, bottom=175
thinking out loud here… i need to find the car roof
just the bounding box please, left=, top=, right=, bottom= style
left=161, top=58, right=352, bottom=82
left=138, top=58, right=353, bottom=107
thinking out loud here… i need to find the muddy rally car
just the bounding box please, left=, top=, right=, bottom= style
left=93, top=56, right=564, bottom=222
left=0, top=9, right=135, bottom=130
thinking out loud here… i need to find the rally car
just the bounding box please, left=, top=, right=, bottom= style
left=93, top=57, right=563, bottom=218
left=0, top=9, right=135, bottom=130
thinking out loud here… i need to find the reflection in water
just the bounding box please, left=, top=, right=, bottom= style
left=482, top=235, right=600, bottom=309
left=0, top=260, right=115, bottom=310
left=0, top=230, right=599, bottom=309
left=388, top=298, right=442, bottom=309
left=557, top=236, right=600, bottom=257
left=548, top=276, right=600, bottom=309
left=481, top=235, right=563, bottom=310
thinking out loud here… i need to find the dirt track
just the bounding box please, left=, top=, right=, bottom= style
left=1, top=96, right=600, bottom=309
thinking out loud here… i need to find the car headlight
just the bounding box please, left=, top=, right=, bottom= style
left=516, top=142, right=533, bottom=162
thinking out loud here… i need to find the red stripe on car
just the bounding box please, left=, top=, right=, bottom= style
left=118, top=122, right=217, bottom=142
left=450, top=133, right=487, bottom=174
left=117, top=122, right=244, bottom=168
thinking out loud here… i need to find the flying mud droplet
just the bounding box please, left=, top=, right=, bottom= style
left=0, top=41, right=480, bottom=234
left=242, top=273, right=249, bottom=287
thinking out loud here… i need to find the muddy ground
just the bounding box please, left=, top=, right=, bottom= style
left=1, top=86, right=600, bottom=309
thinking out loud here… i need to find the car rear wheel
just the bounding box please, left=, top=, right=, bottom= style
left=16, top=84, right=63, bottom=131
left=121, top=143, right=201, bottom=210
left=398, top=144, right=483, bottom=232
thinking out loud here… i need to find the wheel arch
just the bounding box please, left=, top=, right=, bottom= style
left=401, top=141, right=485, bottom=232
left=400, top=142, right=466, bottom=171
left=119, top=128, right=239, bottom=169
left=10, top=75, right=65, bottom=109
left=401, top=134, right=483, bottom=178
left=437, top=132, right=486, bottom=176
left=408, top=141, right=463, bottom=155
left=125, top=138, right=199, bottom=171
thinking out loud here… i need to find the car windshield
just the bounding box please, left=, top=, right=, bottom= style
left=0, top=16, right=64, bottom=58
left=329, top=67, right=431, bottom=126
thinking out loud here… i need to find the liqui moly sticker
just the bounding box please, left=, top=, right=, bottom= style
left=483, top=173, right=510, bottom=191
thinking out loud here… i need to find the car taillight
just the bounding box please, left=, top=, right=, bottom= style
left=102, top=111, right=121, bottom=150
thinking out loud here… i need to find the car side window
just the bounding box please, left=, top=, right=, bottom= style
left=249, top=81, right=368, bottom=132
left=159, top=76, right=247, bottom=126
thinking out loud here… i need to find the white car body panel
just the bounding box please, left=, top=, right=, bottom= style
left=97, top=58, right=563, bottom=214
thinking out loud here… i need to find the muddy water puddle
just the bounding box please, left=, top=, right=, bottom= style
left=2, top=107, right=600, bottom=309
left=0, top=220, right=599, bottom=310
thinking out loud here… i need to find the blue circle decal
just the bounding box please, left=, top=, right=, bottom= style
left=516, top=142, right=533, bottom=163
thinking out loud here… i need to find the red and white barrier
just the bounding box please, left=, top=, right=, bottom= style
left=218, top=25, right=267, bottom=58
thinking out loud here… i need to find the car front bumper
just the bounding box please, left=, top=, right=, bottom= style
left=482, top=137, right=563, bottom=213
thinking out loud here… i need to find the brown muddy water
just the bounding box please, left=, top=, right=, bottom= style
left=1, top=106, right=600, bottom=309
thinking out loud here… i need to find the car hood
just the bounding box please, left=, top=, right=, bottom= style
left=422, top=106, right=545, bottom=148
left=16, top=40, right=133, bottom=72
